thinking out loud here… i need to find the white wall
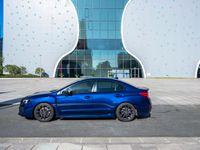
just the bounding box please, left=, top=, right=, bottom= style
left=4, top=0, right=200, bottom=78
left=3, top=0, right=79, bottom=77
left=122, top=0, right=200, bottom=77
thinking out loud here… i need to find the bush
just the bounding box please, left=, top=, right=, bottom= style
left=4, top=65, right=28, bottom=76
left=4, top=64, right=21, bottom=75
left=20, top=66, right=27, bottom=75
left=0, top=56, right=3, bottom=75
left=35, top=67, right=45, bottom=76
left=41, top=72, right=49, bottom=78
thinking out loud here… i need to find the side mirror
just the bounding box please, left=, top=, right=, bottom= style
left=62, top=90, right=73, bottom=96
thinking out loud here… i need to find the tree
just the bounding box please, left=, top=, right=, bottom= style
left=35, top=67, right=45, bottom=76
left=96, top=61, right=111, bottom=77
left=4, top=64, right=21, bottom=75
left=0, top=56, right=3, bottom=75
left=20, top=66, right=27, bottom=75
left=96, top=61, right=111, bottom=69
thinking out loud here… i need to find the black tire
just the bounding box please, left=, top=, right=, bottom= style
left=33, top=103, right=54, bottom=122
left=116, top=103, right=136, bottom=122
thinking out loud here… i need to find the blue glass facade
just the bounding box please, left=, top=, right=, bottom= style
left=56, top=0, right=143, bottom=78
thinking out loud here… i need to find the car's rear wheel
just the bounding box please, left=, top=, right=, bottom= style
left=116, top=103, right=136, bottom=122
left=34, top=103, right=54, bottom=122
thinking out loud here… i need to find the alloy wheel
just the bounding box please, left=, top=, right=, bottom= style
left=34, top=103, right=54, bottom=122
left=116, top=103, right=136, bottom=122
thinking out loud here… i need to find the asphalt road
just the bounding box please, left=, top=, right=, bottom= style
left=1, top=79, right=200, bottom=137
left=0, top=104, right=200, bottom=137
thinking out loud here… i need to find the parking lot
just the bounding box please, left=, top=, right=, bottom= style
left=0, top=78, right=200, bottom=137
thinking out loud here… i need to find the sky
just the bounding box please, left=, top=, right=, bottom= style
left=0, top=0, right=3, bottom=38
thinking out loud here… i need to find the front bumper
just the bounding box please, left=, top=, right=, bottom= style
left=18, top=105, right=25, bottom=116
left=18, top=101, right=34, bottom=118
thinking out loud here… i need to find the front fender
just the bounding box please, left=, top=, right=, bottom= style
left=22, top=96, right=57, bottom=118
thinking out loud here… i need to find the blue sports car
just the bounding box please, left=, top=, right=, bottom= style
left=19, top=78, right=151, bottom=122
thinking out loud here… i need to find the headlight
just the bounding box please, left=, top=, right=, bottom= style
left=22, top=99, right=30, bottom=104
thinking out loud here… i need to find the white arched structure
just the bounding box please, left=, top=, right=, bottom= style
left=4, top=0, right=79, bottom=77
left=122, top=0, right=200, bottom=78
left=4, top=0, right=200, bottom=78
left=52, top=0, right=79, bottom=77
left=195, top=60, right=200, bottom=78
left=121, top=0, right=146, bottom=78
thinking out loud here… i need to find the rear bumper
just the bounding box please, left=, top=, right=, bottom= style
left=137, top=106, right=151, bottom=118
left=136, top=97, right=152, bottom=118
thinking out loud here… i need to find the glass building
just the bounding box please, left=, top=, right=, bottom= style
left=55, top=0, right=143, bottom=78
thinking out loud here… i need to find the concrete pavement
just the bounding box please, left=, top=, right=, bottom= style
left=0, top=79, right=200, bottom=137
left=1, top=137, right=200, bottom=150
left=1, top=78, right=200, bottom=105
left=1, top=104, right=200, bottom=137
left=1, top=78, right=200, bottom=149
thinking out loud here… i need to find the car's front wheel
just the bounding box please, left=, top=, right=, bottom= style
left=116, top=103, right=136, bottom=122
left=33, top=103, right=54, bottom=122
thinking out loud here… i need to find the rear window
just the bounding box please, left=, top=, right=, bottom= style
left=96, top=81, right=124, bottom=93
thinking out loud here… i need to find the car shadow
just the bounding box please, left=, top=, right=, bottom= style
left=0, top=98, right=21, bottom=108
left=58, top=116, right=151, bottom=121
left=60, top=118, right=116, bottom=121
left=0, top=91, right=15, bottom=94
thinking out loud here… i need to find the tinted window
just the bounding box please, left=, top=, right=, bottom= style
left=97, top=81, right=124, bottom=92
left=68, top=81, right=94, bottom=94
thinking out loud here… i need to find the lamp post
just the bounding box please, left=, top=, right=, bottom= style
left=39, top=54, right=42, bottom=78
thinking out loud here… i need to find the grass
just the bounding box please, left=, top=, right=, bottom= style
left=0, top=74, right=41, bottom=78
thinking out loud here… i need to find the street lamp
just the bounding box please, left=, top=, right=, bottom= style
left=39, top=54, right=42, bottom=78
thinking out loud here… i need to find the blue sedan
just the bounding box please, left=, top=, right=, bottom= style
left=19, top=78, right=151, bottom=122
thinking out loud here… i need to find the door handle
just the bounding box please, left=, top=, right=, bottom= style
left=84, top=96, right=91, bottom=99
left=115, top=94, right=123, bottom=97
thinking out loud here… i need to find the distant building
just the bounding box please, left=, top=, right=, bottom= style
left=3, top=0, right=200, bottom=78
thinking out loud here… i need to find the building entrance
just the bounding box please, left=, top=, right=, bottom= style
left=55, top=0, right=144, bottom=78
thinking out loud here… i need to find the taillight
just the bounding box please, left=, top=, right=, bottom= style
left=139, top=91, right=149, bottom=97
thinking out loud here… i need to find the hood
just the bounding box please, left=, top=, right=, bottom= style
left=26, top=91, right=56, bottom=99
left=33, top=91, right=52, bottom=95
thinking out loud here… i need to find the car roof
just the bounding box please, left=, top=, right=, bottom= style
left=80, top=77, right=131, bottom=86
left=81, top=77, right=118, bottom=81
left=58, top=77, right=136, bottom=92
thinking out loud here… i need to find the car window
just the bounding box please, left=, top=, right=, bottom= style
left=96, top=81, right=124, bottom=93
left=68, top=81, right=94, bottom=94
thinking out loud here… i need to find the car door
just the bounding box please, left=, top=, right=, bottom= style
left=56, top=80, right=95, bottom=117
left=91, top=80, right=125, bottom=117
